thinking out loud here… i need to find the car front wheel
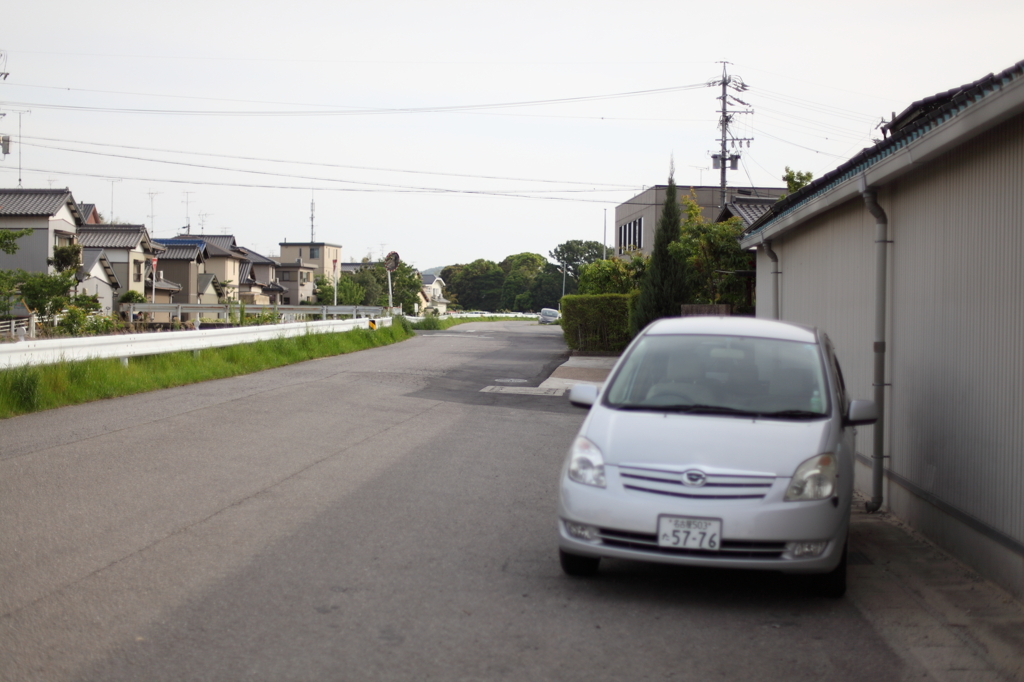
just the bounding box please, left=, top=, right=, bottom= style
left=559, top=549, right=600, bottom=577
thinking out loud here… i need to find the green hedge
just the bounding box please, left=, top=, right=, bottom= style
left=561, top=293, right=637, bottom=352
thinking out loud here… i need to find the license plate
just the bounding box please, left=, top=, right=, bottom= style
left=657, top=516, right=722, bottom=551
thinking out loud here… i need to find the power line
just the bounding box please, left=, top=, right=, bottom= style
left=0, top=82, right=709, bottom=118
left=21, top=134, right=637, bottom=188
left=6, top=166, right=636, bottom=204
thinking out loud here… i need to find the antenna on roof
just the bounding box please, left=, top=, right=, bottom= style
left=310, top=190, right=316, bottom=243
left=182, top=191, right=195, bottom=235
left=198, top=211, right=211, bottom=234
left=147, top=190, right=162, bottom=234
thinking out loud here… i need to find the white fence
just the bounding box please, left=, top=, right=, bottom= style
left=0, top=317, right=31, bottom=338
left=0, top=317, right=392, bottom=369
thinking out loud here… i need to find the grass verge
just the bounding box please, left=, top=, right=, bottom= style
left=0, top=323, right=413, bottom=419
left=409, top=315, right=533, bottom=331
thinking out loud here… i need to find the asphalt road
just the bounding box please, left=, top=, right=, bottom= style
left=0, top=321, right=948, bottom=681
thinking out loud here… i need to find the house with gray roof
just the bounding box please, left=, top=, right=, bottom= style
left=77, top=224, right=165, bottom=300
left=168, top=236, right=247, bottom=301
left=0, top=188, right=85, bottom=273
left=738, top=58, right=1024, bottom=599
left=75, top=248, right=121, bottom=313
left=152, top=240, right=211, bottom=316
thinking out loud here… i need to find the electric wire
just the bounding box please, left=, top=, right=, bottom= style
left=20, top=135, right=638, bottom=188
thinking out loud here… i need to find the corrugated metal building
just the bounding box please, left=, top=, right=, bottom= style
left=739, top=60, right=1024, bottom=598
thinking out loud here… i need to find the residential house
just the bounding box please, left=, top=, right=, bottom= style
left=235, top=246, right=284, bottom=305
left=77, top=224, right=166, bottom=300
left=278, top=241, right=342, bottom=280
left=79, top=203, right=103, bottom=225
left=167, top=236, right=246, bottom=301
left=614, top=185, right=785, bottom=257
left=0, top=188, right=85, bottom=273
left=418, top=274, right=448, bottom=314
left=151, top=240, right=211, bottom=316
left=273, top=258, right=316, bottom=305
left=738, top=59, right=1024, bottom=599
left=75, top=248, right=121, bottom=313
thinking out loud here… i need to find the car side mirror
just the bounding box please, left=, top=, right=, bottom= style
left=846, top=399, right=877, bottom=426
left=569, top=384, right=598, bottom=408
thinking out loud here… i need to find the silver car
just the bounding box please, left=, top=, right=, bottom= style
left=538, top=308, right=560, bottom=324
left=557, top=316, right=877, bottom=597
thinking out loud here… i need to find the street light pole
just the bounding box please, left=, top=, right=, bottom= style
left=603, top=209, right=607, bottom=260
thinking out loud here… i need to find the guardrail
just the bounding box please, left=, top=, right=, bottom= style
left=121, top=303, right=389, bottom=321
left=0, top=317, right=392, bottom=369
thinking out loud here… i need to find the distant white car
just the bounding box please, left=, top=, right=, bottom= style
left=557, top=316, right=877, bottom=597
left=538, top=308, right=560, bottom=324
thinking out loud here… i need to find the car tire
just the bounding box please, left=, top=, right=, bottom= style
left=813, top=540, right=848, bottom=598
left=559, top=549, right=600, bottom=577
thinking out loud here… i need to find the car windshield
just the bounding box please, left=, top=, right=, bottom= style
left=604, top=333, right=829, bottom=418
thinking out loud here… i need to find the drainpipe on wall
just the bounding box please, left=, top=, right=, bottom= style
left=861, top=183, right=889, bottom=513
left=762, top=239, right=781, bottom=320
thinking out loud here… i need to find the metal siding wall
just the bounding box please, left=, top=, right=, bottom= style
left=767, top=113, right=1024, bottom=558
left=773, top=200, right=879, bottom=409
left=889, top=114, right=1024, bottom=547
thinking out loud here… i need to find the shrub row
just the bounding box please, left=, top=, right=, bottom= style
left=560, top=293, right=637, bottom=353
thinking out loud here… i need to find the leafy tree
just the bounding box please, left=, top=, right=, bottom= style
left=69, top=293, right=102, bottom=313
left=499, top=270, right=532, bottom=311
left=445, top=259, right=504, bottom=311
left=19, top=270, right=77, bottom=322
left=48, top=244, right=83, bottom=273
left=311, top=274, right=364, bottom=305
left=1, top=228, right=33, bottom=255
left=119, top=290, right=147, bottom=304
left=439, top=264, right=463, bottom=307
left=498, top=252, right=546, bottom=275
left=578, top=256, right=648, bottom=295
left=630, top=171, right=690, bottom=335
left=529, top=262, right=569, bottom=311
left=780, top=166, right=814, bottom=199
left=353, top=262, right=422, bottom=313
left=548, top=240, right=605, bottom=285
left=352, top=267, right=384, bottom=306
left=0, top=270, right=26, bottom=320
left=497, top=252, right=546, bottom=311
left=670, top=195, right=753, bottom=314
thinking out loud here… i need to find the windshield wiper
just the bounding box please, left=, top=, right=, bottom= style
left=755, top=409, right=827, bottom=419
left=613, top=403, right=759, bottom=416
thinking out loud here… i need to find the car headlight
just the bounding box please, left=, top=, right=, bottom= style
left=784, top=453, right=837, bottom=501
left=567, top=436, right=606, bottom=488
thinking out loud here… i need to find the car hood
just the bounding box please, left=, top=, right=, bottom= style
left=583, top=407, right=831, bottom=476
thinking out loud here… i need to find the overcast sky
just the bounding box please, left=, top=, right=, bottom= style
left=2, top=0, right=1021, bottom=271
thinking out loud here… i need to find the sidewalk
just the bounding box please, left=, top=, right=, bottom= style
left=538, top=355, right=618, bottom=391
left=542, top=355, right=1024, bottom=680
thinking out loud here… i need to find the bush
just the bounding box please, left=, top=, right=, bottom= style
left=119, top=290, right=147, bottom=304
left=561, top=294, right=636, bottom=353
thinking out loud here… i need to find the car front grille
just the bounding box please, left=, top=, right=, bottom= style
left=618, top=465, right=775, bottom=500
left=598, top=528, right=786, bottom=559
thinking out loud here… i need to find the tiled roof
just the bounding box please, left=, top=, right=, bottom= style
left=721, top=198, right=775, bottom=228
left=235, top=246, right=276, bottom=265
left=179, top=234, right=236, bottom=250
left=164, top=237, right=241, bottom=259
left=422, top=274, right=437, bottom=286
left=77, top=224, right=151, bottom=249
left=79, top=248, right=121, bottom=288
left=239, top=261, right=253, bottom=283
left=745, top=58, right=1024, bottom=238
left=156, top=244, right=204, bottom=261
left=0, top=188, right=81, bottom=220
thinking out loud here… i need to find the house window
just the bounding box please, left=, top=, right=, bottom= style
left=281, top=271, right=291, bottom=281
left=309, top=247, right=320, bottom=259
left=134, top=260, right=143, bottom=282
left=283, top=297, right=291, bottom=304
left=298, top=248, right=302, bottom=258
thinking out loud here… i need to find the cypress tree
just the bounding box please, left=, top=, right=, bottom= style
left=629, top=170, right=689, bottom=335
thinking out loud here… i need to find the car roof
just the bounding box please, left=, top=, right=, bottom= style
left=644, top=316, right=818, bottom=344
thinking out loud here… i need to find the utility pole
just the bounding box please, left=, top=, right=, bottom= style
left=108, top=179, right=121, bottom=223
left=708, top=62, right=753, bottom=209
left=147, top=190, right=162, bottom=235
left=603, top=209, right=607, bottom=260
left=182, top=191, right=195, bottom=235
left=310, top=191, right=315, bottom=243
